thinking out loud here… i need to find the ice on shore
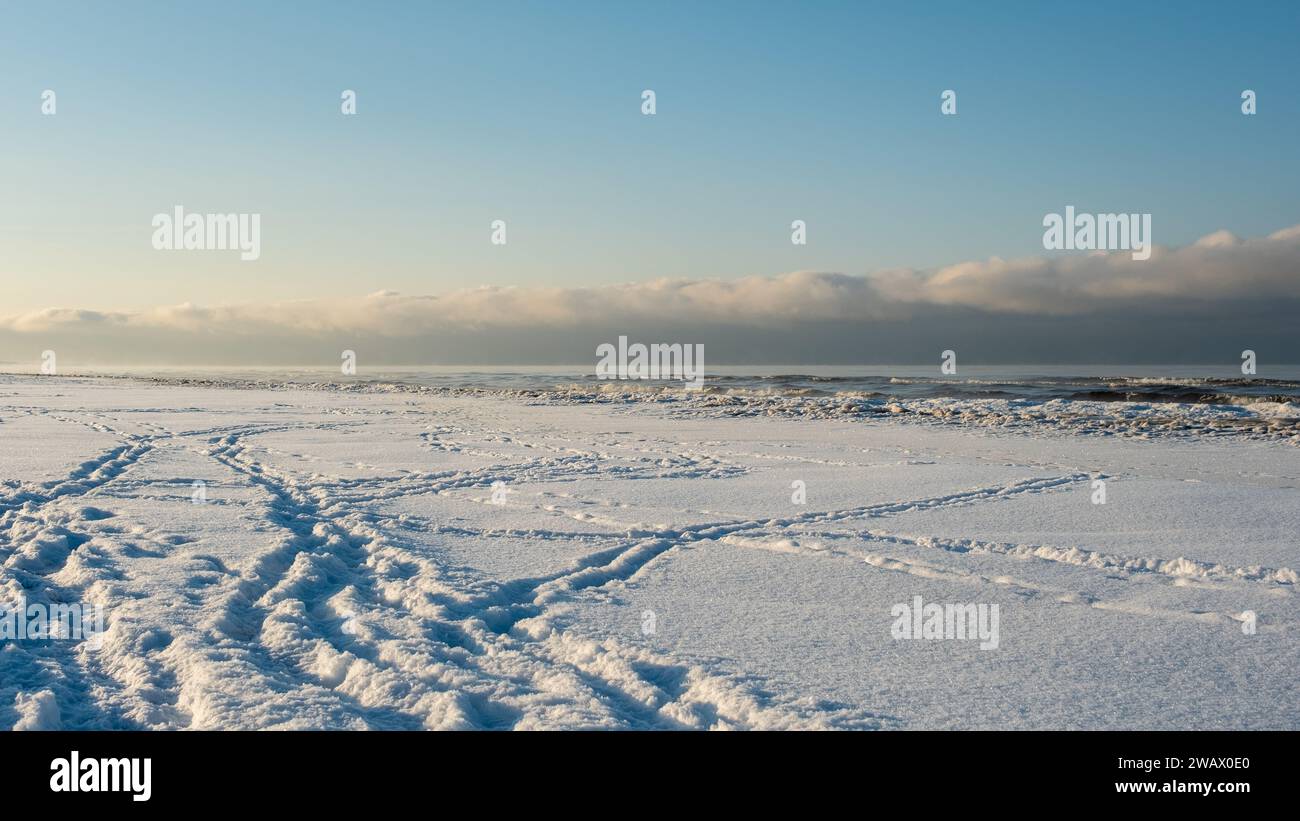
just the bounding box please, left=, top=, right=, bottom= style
left=1, top=374, right=1296, bottom=729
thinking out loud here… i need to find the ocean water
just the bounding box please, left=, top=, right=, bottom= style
left=17, top=364, right=1300, bottom=406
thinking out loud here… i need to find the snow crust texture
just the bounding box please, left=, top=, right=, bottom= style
left=1, top=375, right=1296, bottom=729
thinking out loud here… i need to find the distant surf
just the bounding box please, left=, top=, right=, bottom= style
left=13, top=364, right=1300, bottom=407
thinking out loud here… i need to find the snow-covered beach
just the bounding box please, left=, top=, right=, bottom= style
left=1, top=373, right=1297, bottom=730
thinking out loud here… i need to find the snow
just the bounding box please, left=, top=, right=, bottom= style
left=1, top=374, right=1296, bottom=729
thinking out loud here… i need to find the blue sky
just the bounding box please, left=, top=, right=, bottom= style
left=2, top=0, right=1297, bottom=316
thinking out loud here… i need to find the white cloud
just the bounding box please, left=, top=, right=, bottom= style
left=3, top=224, right=1298, bottom=339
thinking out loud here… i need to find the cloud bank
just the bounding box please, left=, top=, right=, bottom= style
left=4, top=224, right=1299, bottom=365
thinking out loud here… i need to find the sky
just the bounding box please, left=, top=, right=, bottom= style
left=1, top=0, right=1298, bottom=364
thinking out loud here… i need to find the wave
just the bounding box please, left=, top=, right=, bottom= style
left=8, top=367, right=1300, bottom=421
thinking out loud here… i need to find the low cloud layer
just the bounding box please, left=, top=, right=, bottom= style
left=4, top=224, right=1300, bottom=365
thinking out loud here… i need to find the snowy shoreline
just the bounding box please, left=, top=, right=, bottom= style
left=1, top=374, right=1297, bottom=729
left=9, top=370, right=1300, bottom=445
